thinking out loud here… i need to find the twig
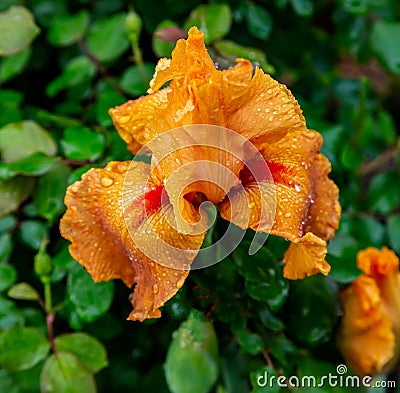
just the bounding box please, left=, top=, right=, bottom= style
left=359, top=144, right=400, bottom=177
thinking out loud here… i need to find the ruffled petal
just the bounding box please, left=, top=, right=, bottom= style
left=60, top=161, right=204, bottom=321
left=303, top=153, right=341, bottom=241
left=108, top=88, right=170, bottom=154
left=338, top=276, right=395, bottom=376
left=282, top=232, right=330, bottom=279
left=148, top=26, right=216, bottom=93
left=357, top=246, right=399, bottom=277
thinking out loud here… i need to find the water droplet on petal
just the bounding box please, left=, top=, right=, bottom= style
left=294, top=184, right=301, bottom=192
left=101, top=177, right=114, bottom=187
left=153, top=283, right=159, bottom=294
left=284, top=212, right=291, bottom=218
left=176, top=276, right=185, bottom=289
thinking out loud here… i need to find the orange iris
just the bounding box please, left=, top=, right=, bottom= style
left=338, top=247, right=400, bottom=376
left=60, top=27, right=340, bottom=321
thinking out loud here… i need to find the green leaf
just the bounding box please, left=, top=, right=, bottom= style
left=246, top=3, right=272, bottom=41
left=213, top=40, right=274, bottom=74
left=287, top=276, right=339, bottom=346
left=0, top=233, right=13, bottom=262
left=33, top=163, right=71, bottom=222
left=0, top=89, right=23, bottom=127
left=86, top=13, right=130, bottom=62
left=19, top=220, right=48, bottom=250
left=46, top=55, right=96, bottom=97
left=0, top=177, right=35, bottom=218
left=0, top=326, right=50, bottom=372
left=165, top=310, right=219, bottom=393
left=388, top=214, right=400, bottom=255
left=184, top=4, right=232, bottom=44
left=40, top=352, right=96, bottom=393
left=367, top=172, right=400, bottom=214
left=61, top=127, right=105, bottom=161
left=235, top=329, right=263, bottom=355
left=120, top=63, right=155, bottom=97
left=0, top=120, right=57, bottom=162
left=47, top=10, right=89, bottom=46
left=152, top=20, right=180, bottom=58
left=377, top=110, right=396, bottom=144
left=234, top=245, right=289, bottom=311
left=0, top=48, right=31, bottom=82
left=0, top=153, right=59, bottom=180
left=0, top=6, right=40, bottom=56
left=54, top=333, right=108, bottom=373
left=290, top=0, right=313, bottom=16
left=95, top=81, right=126, bottom=127
left=0, top=263, right=17, bottom=291
left=0, top=215, right=16, bottom=233
left=67, top=265, right=114, bottom=323
left=8, top=282, right=40, bottom=301
left=371, top=21, right=400, bottom=75
left=0, top=370, right=19, bottom=393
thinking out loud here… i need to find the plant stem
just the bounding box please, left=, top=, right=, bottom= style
left=131, top=41, right=147, bottom=85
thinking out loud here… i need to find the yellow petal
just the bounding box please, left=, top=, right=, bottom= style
left=282, top=232, right=330, bottom=279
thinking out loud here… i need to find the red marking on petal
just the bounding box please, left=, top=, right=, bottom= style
left=144, top=185, right=168, bottom=214
left=239, top=160, right=294, bottom=187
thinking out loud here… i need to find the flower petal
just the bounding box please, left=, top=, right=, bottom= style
left=303, top=153, right=341, bottom=241
left=108, top=88, right=170, bottom=154
left=282, top=232, right=330, bottom=279
left=60, top=161, right=204, bottom=321
left=148, top=26, right=216, bottom=94
left=357, top=246, right=399, bottom=277
left=338, top=275, right=395, bottom=376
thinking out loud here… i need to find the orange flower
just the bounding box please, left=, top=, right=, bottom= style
left=60, top=27, right=340, bottom=321
left=338, top=247, right=400, bottom=376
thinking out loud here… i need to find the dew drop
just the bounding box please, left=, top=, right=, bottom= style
left=153, top=284, right=159, bottom=294
left=294, top=184, right=301, bottom=192
left=284, top=212, right=291, bottom=218
left=101, top=177, right=114, bottom=187
left=176, top=276, right=185, bottom=288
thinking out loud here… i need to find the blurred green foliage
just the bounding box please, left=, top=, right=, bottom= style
left=0, top=0, right=399, bottom=392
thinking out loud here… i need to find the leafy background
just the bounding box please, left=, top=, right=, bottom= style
left=0, top=0, right=400, bottom=392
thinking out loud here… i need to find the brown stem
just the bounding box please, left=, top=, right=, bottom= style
left=47, top=313, right=56, bottom=352
left=262, top=348, right=275, bottom=369
left=359, top=144, right=400, bottom=177
left=78, top=39, right=126, bottom=97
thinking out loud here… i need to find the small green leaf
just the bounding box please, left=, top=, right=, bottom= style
left=287, top=276, right=339, bottom=346
left=246, top=3, right=272, bottom=41
left=7, top=282, right=40, bottom=301
left=388, top=214, right=400, bottom=255
left=184, top=4, right=232, bottom=44
left=290, top=0, right=313, bottom=16
left=19, top=220, right=48, bottom=250
left=371, top=21, right=400, bottom=75
left=0, top=233, right=13, bottom=262
left=0, top=48, right=31, bottom=82
left=95, top=81, right=126, bottom=127
left=0, top=120, right=57, bottom=163
left=152, top=20, right=180, bottom=58
left=0, top=264, right=17, bottom=291
left=0, top=326, right=50, bottom=372
left=235, top=329, right=263, bottom=355
left=33, top=163, right=71, bottom=222
left=0, top=177, right=35, bottom=218
left=46, top=56, right=96, bottom=97
left=0, top=153, right=59, bottom=180
left=377, top=110, right=396, bottom=144
left=61, top=127, right=105, bottom=161
left=47, top=10, right=89, bottom=46
left=0, top=89, right=23, bottom=127
left=54, top=333, right=108, bottom=373
left=120, top=63, right=155, bottom=97
left=165, top=310, right=219, bottom=393
left=234, top=245, right=289, bottom=310
left=67, top=265, right=114, bottom=323
left=40, top=352, right=96, bottom=393
left=34, top=241, right=52, bottom=278
left=86, top=13, right=130, bottom=62
left=0, top=6, right=40, bottom=56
